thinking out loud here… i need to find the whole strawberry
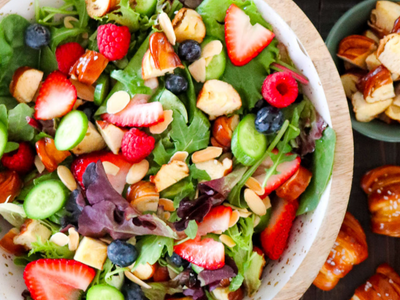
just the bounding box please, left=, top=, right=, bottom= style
left=121, top=128, right=155, bottom=163
left=55, top=42, right=85, bottom=74
left=2, top=142, right=35, bottom=174
left=97, top=24, right=131, bottom=61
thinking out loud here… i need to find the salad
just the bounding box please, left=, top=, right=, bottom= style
left=0, top=0, right=336, bottom=299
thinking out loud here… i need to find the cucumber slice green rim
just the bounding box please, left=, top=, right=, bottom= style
left=55, top=110, right=88, bottom=151
left=201, top=37, right=227, bottom=81
left=232, top=114, right=267, bottom=166
left=87, top=284, right=124, bottom=300
left=0, top=121, right=8, bottom=159
left=94, top=74, right=110, bottom=106
left=135, top=0, right=157, bottom=16
left=24, top=180, right=68, bottom=220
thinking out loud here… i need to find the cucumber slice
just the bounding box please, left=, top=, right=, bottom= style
left=24, top=180, right=68, bottom=220
left=201, top=37, right=227, bottom=81
left=0, top=121, right=7, bottom=159
left=135, top=0, right=157, bottom=16
left=55, top=111, right=88, bottom=151
left=87, top=284, right=124, bottom=300
left=231, top=114, right=267, bottom=166
left=94, top=74, right=110, bottom=106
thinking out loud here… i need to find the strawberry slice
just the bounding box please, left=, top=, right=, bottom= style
left=260, top=198, right=298, bottom=260
left=197, top=206, right=232, bottom=236
left=225, top=4, right=275, bottom=66
left=174, top=238, right=225, bottom=270
left=24, top=259, right=95, bottom=300
left=71, top=151, right=132, bottom=194
left=102, top=95, right=164, bottom=127
left=253, top=150, right=301, bottom=196
left=34, top=71, right=77, bottom=120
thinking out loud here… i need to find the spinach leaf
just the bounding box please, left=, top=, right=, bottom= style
left=8, top=103, right=35, bottom=142
left=50, top=27, right=88, bottom=51
left=4, top=142, right=19, bottom=153
left=0, top=97, right=18, bottom=110
left=297, top=127, right=336, bottom=215
left=40, top=46, right=58, bottom=76
left=134, top=235, right=174, bottom=268
left=110, top=69, right=152, bottom=97
left=184, top=220, right=198, bottom=239
left=0, top=15, right=40, bottom=97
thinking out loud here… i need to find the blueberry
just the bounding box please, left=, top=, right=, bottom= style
left=167, top=252, right=189, bottom=268
left=253, top=99, right=268, bottom=113
left=25, top=24, right=51, bottom=50
left=165, top=74, right=188, bottom=94
left=178, top=40, right=202, bottom=62
left=79, top=102, right=97, bottom=122
left=255, top=106, right=284, bottom=134
left=121, top=281, right=148, bottom=300
left=107, top=240, right=138, bottom=267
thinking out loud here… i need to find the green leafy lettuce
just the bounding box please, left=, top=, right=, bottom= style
left=29, top=238, right=74, bottom=259
left=133, top=235, right=174, bottom=268
left=7, top=103, right=36, bottom=142
left=91, top=259, right=124, bottom=290
left=143, top=282, right=183, bottom=300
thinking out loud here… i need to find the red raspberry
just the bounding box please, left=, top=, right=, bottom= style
left=55, top=42, right=85, bottom=75
left=121, top=128, right=155, bottom=163
left=2, top=142, right=35, bottom=174
left=97, top=24, right=131, bottom=61
left=262, top=72, right=299, bottom=108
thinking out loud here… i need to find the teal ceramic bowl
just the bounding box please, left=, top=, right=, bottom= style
left=326, top=0, right=400, bottom=142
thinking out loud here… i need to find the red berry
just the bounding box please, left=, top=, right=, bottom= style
left=1, top=142, right=35, bottom=174
left=262, top=72, right=299, bottom=108
left=121, top=128, right=155, bottom=163
left=55, top=42, right=85, bottom=75
left=97, top=24, right=130, bottom=61
left=197, top=206, right=232, bottom=236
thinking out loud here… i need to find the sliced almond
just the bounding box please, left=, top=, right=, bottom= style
left=132, top=263, right=156, bottom=280
left=124, top=270, right=152, bottom=289
left=263, top=196, right=272, bottom=210
left=50, top=232, right=69, bottom=247
left=144, top=78, right=159, bottom=90
left=202, top=40, right=223, bottom=66
left=103, top=161, right=120, bottom=176
left=34, top=155, right=45, bottom=174
left=245, top=177, right=264, bottom=196
left=169, top=151, right=189, bottom=163
left=237, top=210, right=252, bottom=218
left=223, top=203, right=249, bottom=214
left=99, top=237, right=113, bottom=245
left=192, top=146, right=223, bottom=164
left=68, top=227, right=80, bottom=251
left=70, top=79, right=95, bottom=101
left=106, top=91, right=130, bottom=114
left=244, top=188, right=267, bottom=216
left=219, top=234, right=236, bottom=248
left=254, top=215, right=261, bottom=227
left=159, top=198, right=175, bottom=211
left=189, top=58, right=206, bottom=83
left=57, top=165, right=77, bottom=192
left=229, top=210, right=240, bottom=228
left=159, top=12, right=176, bottom=45
left=126, top=160, right=150, bottom=185
left=64, top=16, right=79, bottom=29
left=149, top=110, right=174, bottom=134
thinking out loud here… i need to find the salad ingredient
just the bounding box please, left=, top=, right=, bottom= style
left=359, top=65, right=394, bottom=103
left=202, top=39, right=223, bottom=61
left=276, top=166, right=312, bottom=201
left=102, top=100, right=164, bottom=127
left=255, top=106, right=284, bottom=134
left=70, top=80, right=95, bottom=102
left=211, top=115, right=239, bottom=150
left=337, top=35, right=377, bottom=70
left=149, top=110, right=174, bottom=134
left=351, top=91, right=392, bottom=122
left=153, top=264, right=169, bottom=282
left=260, top=198, right=298, bottom=260
left=0, top=228, right=26, bottom=256
left=135, top=0, right=157, bottom=16
left=132, top=262, right=156, bottom=280
left=126, top=181, right=159, bottom=212
left=71, top=121, right=106, bottom=155
left=224, top=4, right=274, bottom=66
left=70, top=50, right=109, bottom=86
left=0, top=171, right=22, bottom=203
left=271, top=62, right=310, bottom=85
left=195, top=157, right=232, bottom=180
left=68, top=227, right=80, bottom=251
left=188, top=57, right=206, bottom=82
left=121, top=128, right=155, bottom=163
left=14, top=219, right=51, bottom=250
left=96, top=120, right=126, bottom=155
left=35, top=137, right=71, bottom=172
left=85, top=0, right=119, bottom=18
left=197, top=80, right=242, bottom=120
left=103, top=161, right=120, bottom=176
left=165, top=74, right=188, bottom=94
left=126, top=160, right=150, bottom=185
left=212, top=286, right=244, bottom=300
left=172, top=8, right=206, bottom=43
left=34, top=71, right=77, bottom=120
left=174, top=237, right=225, bottom=270
left=98, top=24, right=131, bottom=61
left=23, top=259, right=96, bottom=300
left=370, top=1, right=400, bottom=35
left=262, top=72, right=299, bottom=109
left=245, top=177, right=264, bottom=196
left=50, top=232, right=69, bottom=247
left=202, top=39, right=226, bottom=80
left=54, top=110, right=89, bottom=151
left=197, top=205, right=232, bottom=236
left=9, top=67, right=43, bottom=103
left=107, top=240, right=138, bottom=267
left=219, top=234, right=236, bottom=247
left=24, top=179, right=68, bottom=219
left=169, top=151, right=189, bottom=163
left=178, top=40, right=202, bottom=63
left=1, top=142, right=35, bottom=174
left=74, top=237, right=108, bottom=270
left=231, top=114, right=267, bottom=166
left=55, top=42, right=85, bottom=75
left=87, top=284, right=124, bottom=300
left=244, top=189, right=268, bottom=216
left=158, top=198, right=174, bottom=212
left=167, top=252, right=189, bottom=268
left=158, top=12, right=176, bottom=45
left=107, top=91, right=131, bottom=114
left=57, top=165, right=78, bottom=192
left=94, top=74, right=110, bottom=106
left=121, top=281, right=148, bottom=300
left=192, top=146, right=223, bottom=163
left=25, top=23, right=50, bottom=50
left=151, top=160, right=190, bottom=192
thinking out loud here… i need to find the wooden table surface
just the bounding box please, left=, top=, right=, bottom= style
left=296, top=0, right=400, bottom=299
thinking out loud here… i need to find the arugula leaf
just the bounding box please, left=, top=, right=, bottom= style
left=189, top=164, right=211, bottom=181
left=143, top=282, right=183, bottom=300
left=29, top=238, right=74, bottom=259
left=65, top=0, right=89, bottom=28
left=297, top=127, right=336, bottom=215
left=50, top=27, right=88, bottom=51
left=134, top=236, right=174, bottom=268
left=7, top=103, right=36, bottom=142
left=4, top=142, right=19, bottom=153
left=102, top=0, right=141, bottom=32
left=184, top=220, right=198, bottom=239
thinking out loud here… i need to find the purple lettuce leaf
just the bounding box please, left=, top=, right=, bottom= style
left=183, top=287, right=206, bottom=300
left=198, top=256, right=237, bottom=289
left=296, top=110, right=327, bottom=157
left=61, top=189, right=86, bottom=229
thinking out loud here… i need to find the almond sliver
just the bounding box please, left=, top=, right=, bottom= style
left=229, top=210, right=240, bottom=228
left=103, top=161, right=120, bottom=176
left=245, top=177, right=264, bottom=195
left=158, top=12, right=176, bottom=45
left=219, top=234, right=236, bottom=248
left=124, top=271, right=152, bottom=289
left=106, top=91, right=130, bottom=114
left=244, top=188, right=267, bottom=216
left=34, top=155, right=45, bottom=174
left=192, top=146, right=223, bottom=164
left=202, top=40, right=223, bottom=59
left=50, top=232, right=69, bottom=247
left=126, top=160, right=150, bottom=185
left=68, top=227, right=80, bottom=251
left=57, top=165, right=77, bottom=192
left=169, top=151, right=189, bottom=163
left=189, top=58, right=206, bottom=83
left=149, top=110, right=173, bottom=135
left=159, top=198, right=175, bottom=211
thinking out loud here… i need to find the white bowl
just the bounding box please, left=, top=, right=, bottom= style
left=0, top=1, right=352, bottom=299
